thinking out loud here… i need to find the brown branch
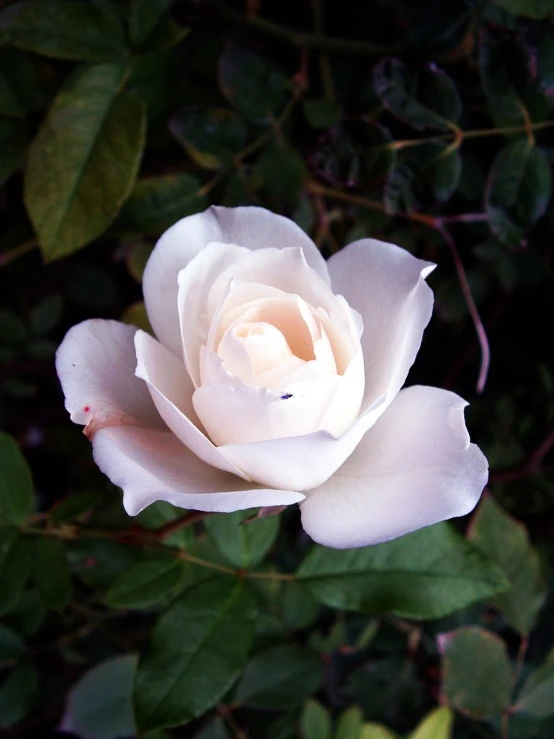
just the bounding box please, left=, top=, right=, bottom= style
left=490, top=428, right=554, bottom=484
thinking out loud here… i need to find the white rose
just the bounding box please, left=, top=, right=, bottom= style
left=56, top=206, right=488, bottom=548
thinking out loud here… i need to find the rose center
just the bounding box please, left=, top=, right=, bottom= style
left=232, top=321, right=294, bottom=374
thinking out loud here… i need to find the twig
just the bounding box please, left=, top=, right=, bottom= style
left=0, top=239, right=38, bottom=269
left=490, top=428, right=554, bottom=483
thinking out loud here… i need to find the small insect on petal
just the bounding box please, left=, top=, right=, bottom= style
left=281, top=393, right=293, bottom=400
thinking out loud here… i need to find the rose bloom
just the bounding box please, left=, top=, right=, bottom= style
left=56, top=206, right=487, bottom=548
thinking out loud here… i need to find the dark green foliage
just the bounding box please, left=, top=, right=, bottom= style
left=1, top=0, right=554, bottom=736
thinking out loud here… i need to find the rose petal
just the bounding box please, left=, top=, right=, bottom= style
left=328, top=238, right=435, bottom=416
left=144, top=206, right=330, bottom=355
left=92, top=426, right=305, bottom=516
left=219, top=392, right=385, bottom=491
left=55, top=319, right=163, bottom=438
left=134, top=330, right=249, bottom=479
left=300, top=385, right=488, bottom=549
left=193, top=350, right=341, bottom=445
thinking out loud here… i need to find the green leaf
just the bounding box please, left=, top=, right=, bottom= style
left=134, top=577, right=256, bottom=731
left=409, top=706, right=454, bottom=739
left=0, top=432, right=35, bottom=526
left=0, top=1, right=128, bottom=61
left=385, top=142, right=461, bottom=213
left=360, top=725, right=398, bottom=739
left=115, top=173, right=204, bottom=236
left=0, top=624, right=26, bottom=660
left=169, top=106, right=247, bottom=170
left=25, top=63, right=146, bottom=261
left=514, top=646, right=554, bottom=717
left=0, top=662, right=38, bottom=729
left=336, top=706, right=364, bottom=739
left=300, top=699, right=332, bottom=739
left=129, top=0, right=172, bottom=46
left=50, top=490, right=103, bottom=525
left=104, top=558, right=185, bottom=609
left=29, top=295, right=63, bottom=335
left=0, top=536, right=33, bottom=615
left=373, top=58, right=461, bottom=131
left=313, top=120, right=396, bottom=187
left=486, top=139, right=552, bottom=246
left=257, top=142, right=308, bottom=202
left=142, top=17, right=188, bottom=54
left=479, top=31, right=548, bottom=128
left=234, top=645, right=324, bottom=709
left=32, top=536, right=71, bottom=611
left=121, top=301, right=153, bottom=334
left=468, top=496, right=546, bottom=635
left=441, top=626, right=512, bottom=719
left=61, top=655, right=137, bottom=739
left=297, top=523, right=509, bottom=620
left=304, top=99, right=342, bottom=128
left=492, top=0, right=554, bottom=19
left=0, top=49, right=36, bottom=117
left=0, top=119, right=29, bottom=186
left=205, top=509, right=280, bottom=569
left=219, top=43, right=289, bottom=124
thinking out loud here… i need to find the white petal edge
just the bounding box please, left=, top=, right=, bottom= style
left=134, top=330, right=249, bottom=479
left=328, top=238, right=435, bottom=418
left=143, top=206, right=330, bottom=355
left=92, top=425, right=305, bottom=516
left=300, top=385, right=489, bottom=549
left=56, top=319, right=163, bottom=436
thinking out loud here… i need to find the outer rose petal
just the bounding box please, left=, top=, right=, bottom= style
left=55, top=319, right=163, bottom=436
left=300, top=386, right=488, bottom=549
left=93, top=426, right=305, bottom=516
left=328, top=238, right=435, bottom=417
left=144, top=206, right=331, bottom=355
left=134, top=330, right=249, bottom=479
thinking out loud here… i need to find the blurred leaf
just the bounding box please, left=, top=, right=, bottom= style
left=142, top=16, right=189, bottom=53
left=194, top=717, right=231, bottom=739
left=258, top=142, right=307, bottom=202
left=468, top=496, right=546, bottom=635
left=104, top=558, right=184, bottom=609
left=304, top=99, right=342, bottom=128
left=0, top=624, right=26, bottom=660
left=61, top=655, right=137, bottom=739
left=135, top=500, right=194, bottom=548
left=312, top=121, right=396, bottom=187
left=486, top=139, right=552, bottom=246
left=282, top=580, right=319, bottom=630
left=33, top=536, right=71, bottom=611
left=219, top=43, right=289, bottom=124
left=0, top=432, right=35, bottom=526
left=514, top=646, right=554, bottom=717
left=0, top=536, right=33, bottom=615
left=129, top=0, right=172, bottom=46
left=65, top=265, right=118, bottom=309
left=135, top=578, right=256, bottom=731
left=50, top=490, right=103, bottom=524
left=235, top=645, right=324, bottom=709
left=409, top=706, right=454, bottom=739
left=492, top=0, right=554, bottom=19
left=124, top=241, right=152, bottom=282
left=297, top=523, right=509, bottom=620
left=115, top=173, right=204, bottom=235
left=360, top=725, right=398, bottom=739
left=385, top=142, right=461, bottom=213
left=373, top=58, right=461, bottom=130
left=29, top=294, right=63, bottom=335
left=25, top=64, right=146, bottom=261
left=0, top=662, right=38, bottom=729
left=479, top=30, right=548, bottom=128
left=300, top=699, right=332, bottom=739
left=205, top=508, right=279, bottom=569
left=0, top=48, right=36, bottom=117
left=121, top=301, right=153, bottom=333
left=336, top=706, right=364, bottom=739
left=1, top=589, right=45, bottom=638
left=169, top=106, right=247, bottom=170
left=441, top=626, right=512, bottom=719
left=0, top=1, right=128, bottom=61
left=0, top=119, right=29, bottom=185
